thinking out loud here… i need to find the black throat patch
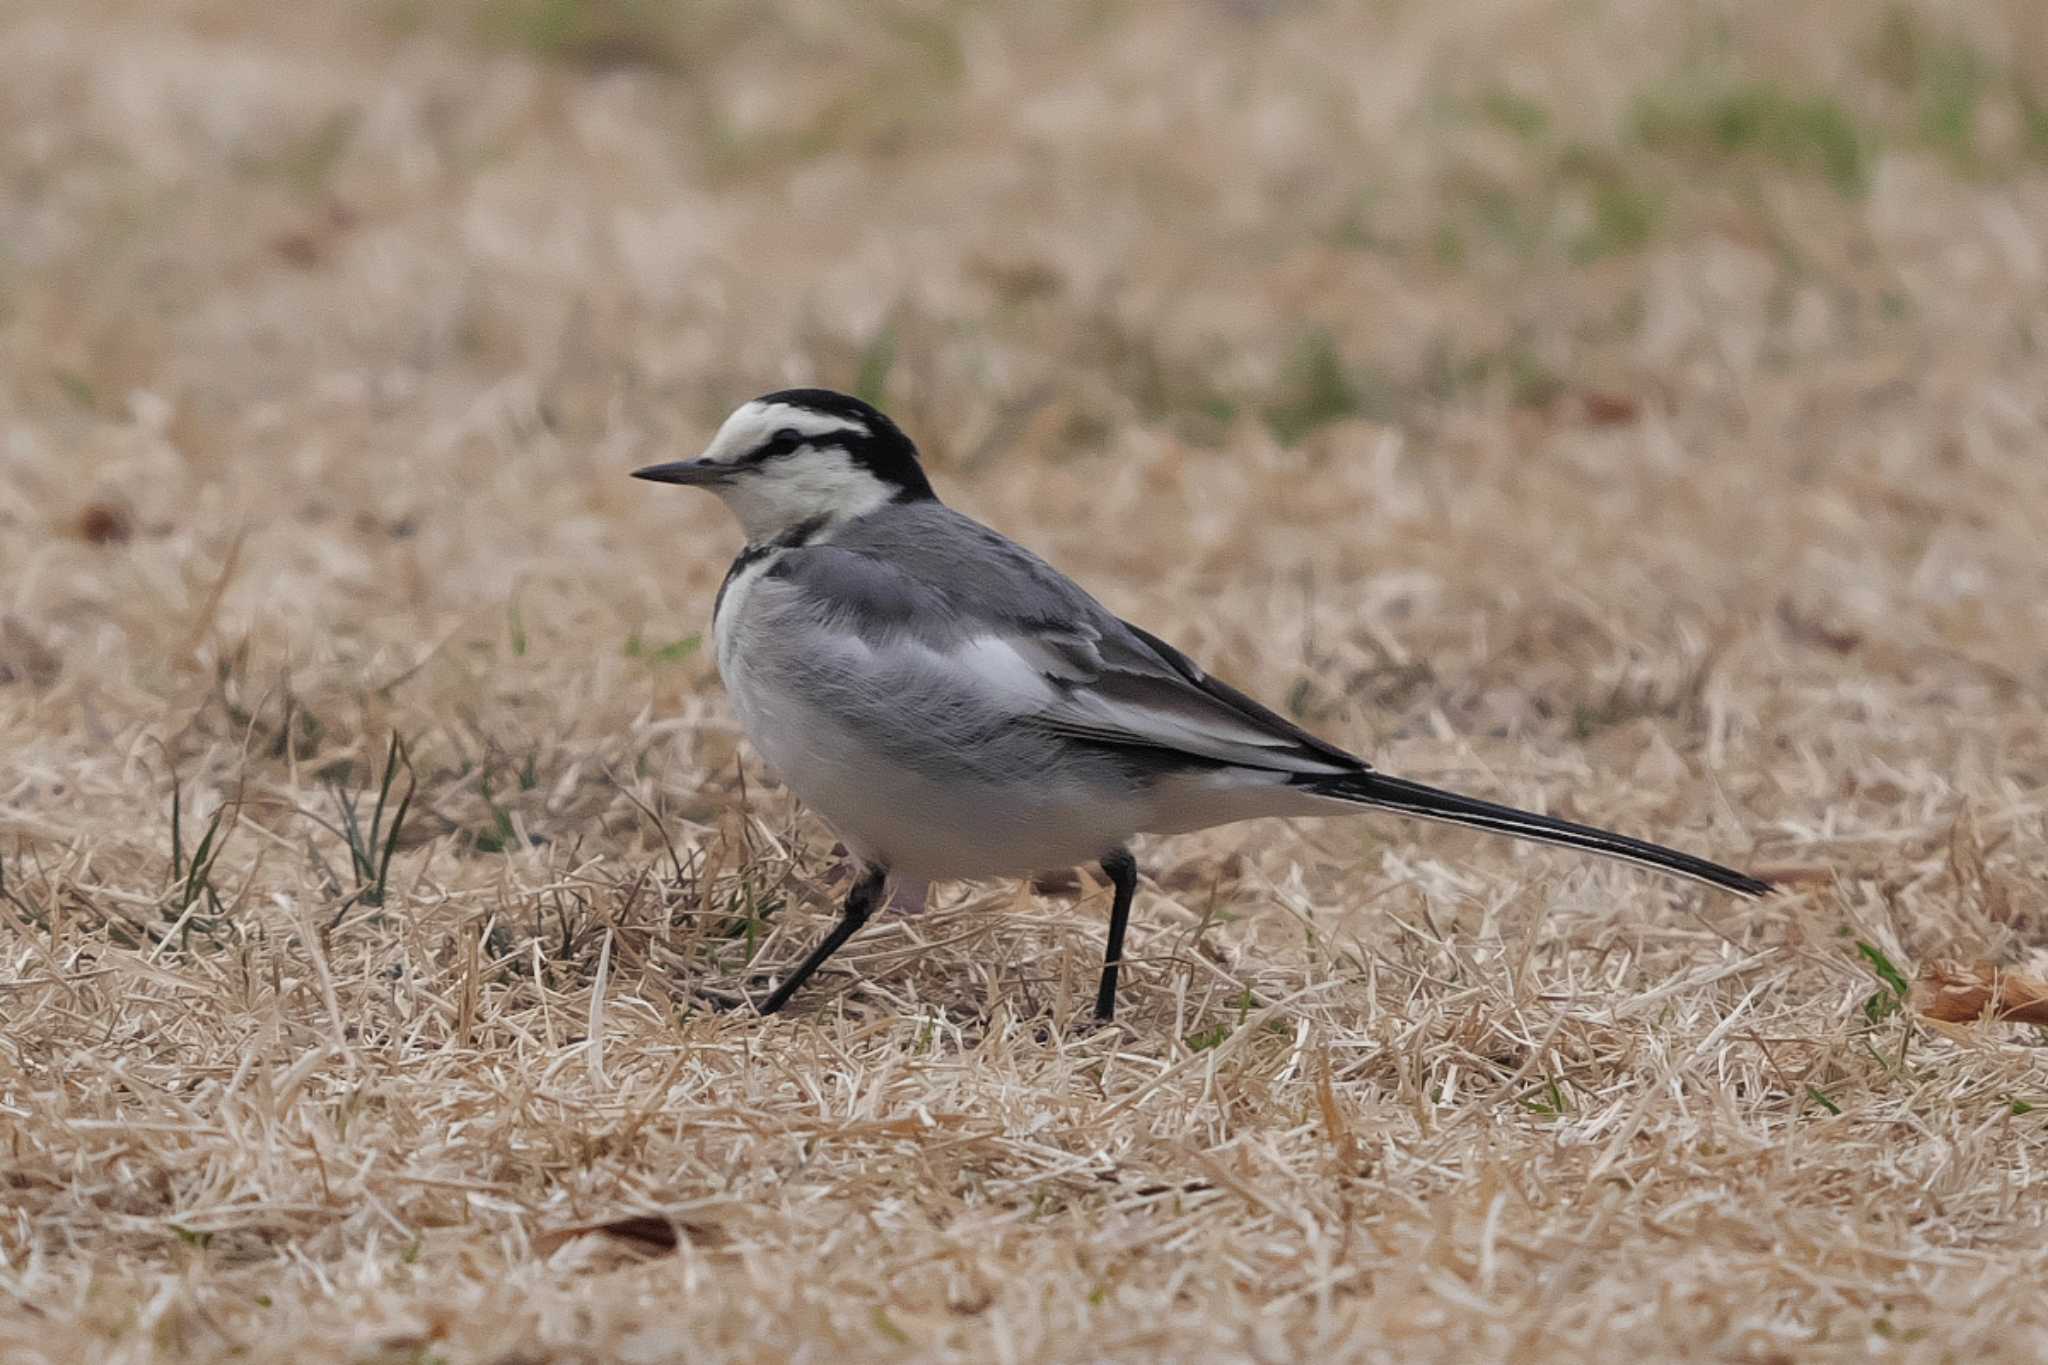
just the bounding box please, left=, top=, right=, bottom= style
left=712, top=514, right=830, bottom=626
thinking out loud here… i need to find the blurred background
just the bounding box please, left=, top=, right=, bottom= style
left=5, top=3, right=2048, bottom=1358
left=4, top=0, right=2046, bottom=914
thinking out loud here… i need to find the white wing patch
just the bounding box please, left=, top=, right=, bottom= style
left=944, top=635, right=1068, bottom=710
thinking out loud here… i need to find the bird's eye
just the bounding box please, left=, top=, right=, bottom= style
left=745, top=426, right=805, bottom=465
left=738, top=427, right=807, bottom=467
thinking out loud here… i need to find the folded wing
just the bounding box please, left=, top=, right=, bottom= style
left=1012, top=620, right=1364, bottom=778
left=770, top=533, right=1367, bottom=778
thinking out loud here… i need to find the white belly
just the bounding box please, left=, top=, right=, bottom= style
left=730, top=668, right=1152, bottom=877
left=716, top=595, right=1132, bottom=876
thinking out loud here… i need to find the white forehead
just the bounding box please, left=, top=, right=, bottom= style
left=702, top=399, right=870, bottom=463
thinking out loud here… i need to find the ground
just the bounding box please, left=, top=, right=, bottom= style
left=3, top=0, right=2047, bottom=1360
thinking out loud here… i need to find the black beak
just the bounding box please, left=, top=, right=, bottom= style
left=631, top=459, right=729, bottom=487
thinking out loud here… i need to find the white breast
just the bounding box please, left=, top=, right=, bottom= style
left=712, top=553, right=777, bottom=686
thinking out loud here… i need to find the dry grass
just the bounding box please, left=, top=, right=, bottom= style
left=4, top=0, right=2048, bottom=1360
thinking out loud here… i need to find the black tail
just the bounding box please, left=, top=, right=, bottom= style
left=1298, top=770, right=1772, bottom=897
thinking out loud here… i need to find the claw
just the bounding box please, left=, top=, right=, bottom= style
left=685, top=983, right=753, bottom=1014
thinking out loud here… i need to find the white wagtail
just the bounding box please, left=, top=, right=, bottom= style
left=634, top=389, right=1771, bottom=1020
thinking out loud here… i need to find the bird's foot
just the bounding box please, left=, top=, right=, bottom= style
left=682, top=981, right=763, bottom=1014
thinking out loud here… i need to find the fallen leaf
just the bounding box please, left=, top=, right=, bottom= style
left=76, top=502, right=133, bottom=545
left=532, top=1215, right=721, bottom=1257
left=272, top=230, right=324, bottom=268
left=1912, top=960, right=2048, bottom=1026
left=1578, top=390, right=1641, bottom=425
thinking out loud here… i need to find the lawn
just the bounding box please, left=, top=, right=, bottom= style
left=2, top=0, right=2046, bottom=1359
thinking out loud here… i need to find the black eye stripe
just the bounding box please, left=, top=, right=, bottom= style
left=743, top=426, right=810, bottom=465
left=747, top=389, right=936, bottom=502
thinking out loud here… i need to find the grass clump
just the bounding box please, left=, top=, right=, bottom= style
left=624, top=631, right=701, bottom=663
left=1858, top=940, right=1911, bottom=1024
left=162, top=781, right=234, bottom=947
left=1634, top=79, right=1874, bottom=196
left=1261, top=331, right=1391, bottom=444
left=1422, top=338, right=1565, bottom=412
left=477, top=0, right=701, bottom=71
left=853, top=322, right=897, bottom=407
left=1557, top=146, right=1663, bottom=262
left=1477, top=87, right=1551, bottom=140
left=325, top=734, right=417, bottom=909
left=1868, top=5, right=1993, bottom=167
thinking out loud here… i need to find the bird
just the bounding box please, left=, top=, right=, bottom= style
left=633, top=388, right=1771, bottom=1021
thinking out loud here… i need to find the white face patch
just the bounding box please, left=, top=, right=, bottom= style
left=694, top=400, right=893, bottom=541
left=716, top=445, right=896, bottom=542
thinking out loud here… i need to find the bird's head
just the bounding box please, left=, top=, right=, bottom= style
left=633, top=389, right=935, bottom=541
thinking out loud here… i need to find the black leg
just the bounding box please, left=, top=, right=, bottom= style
left=1095, top=849, right=1138, bottom=1021
left=759, top=865, right=888, bottom=1015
